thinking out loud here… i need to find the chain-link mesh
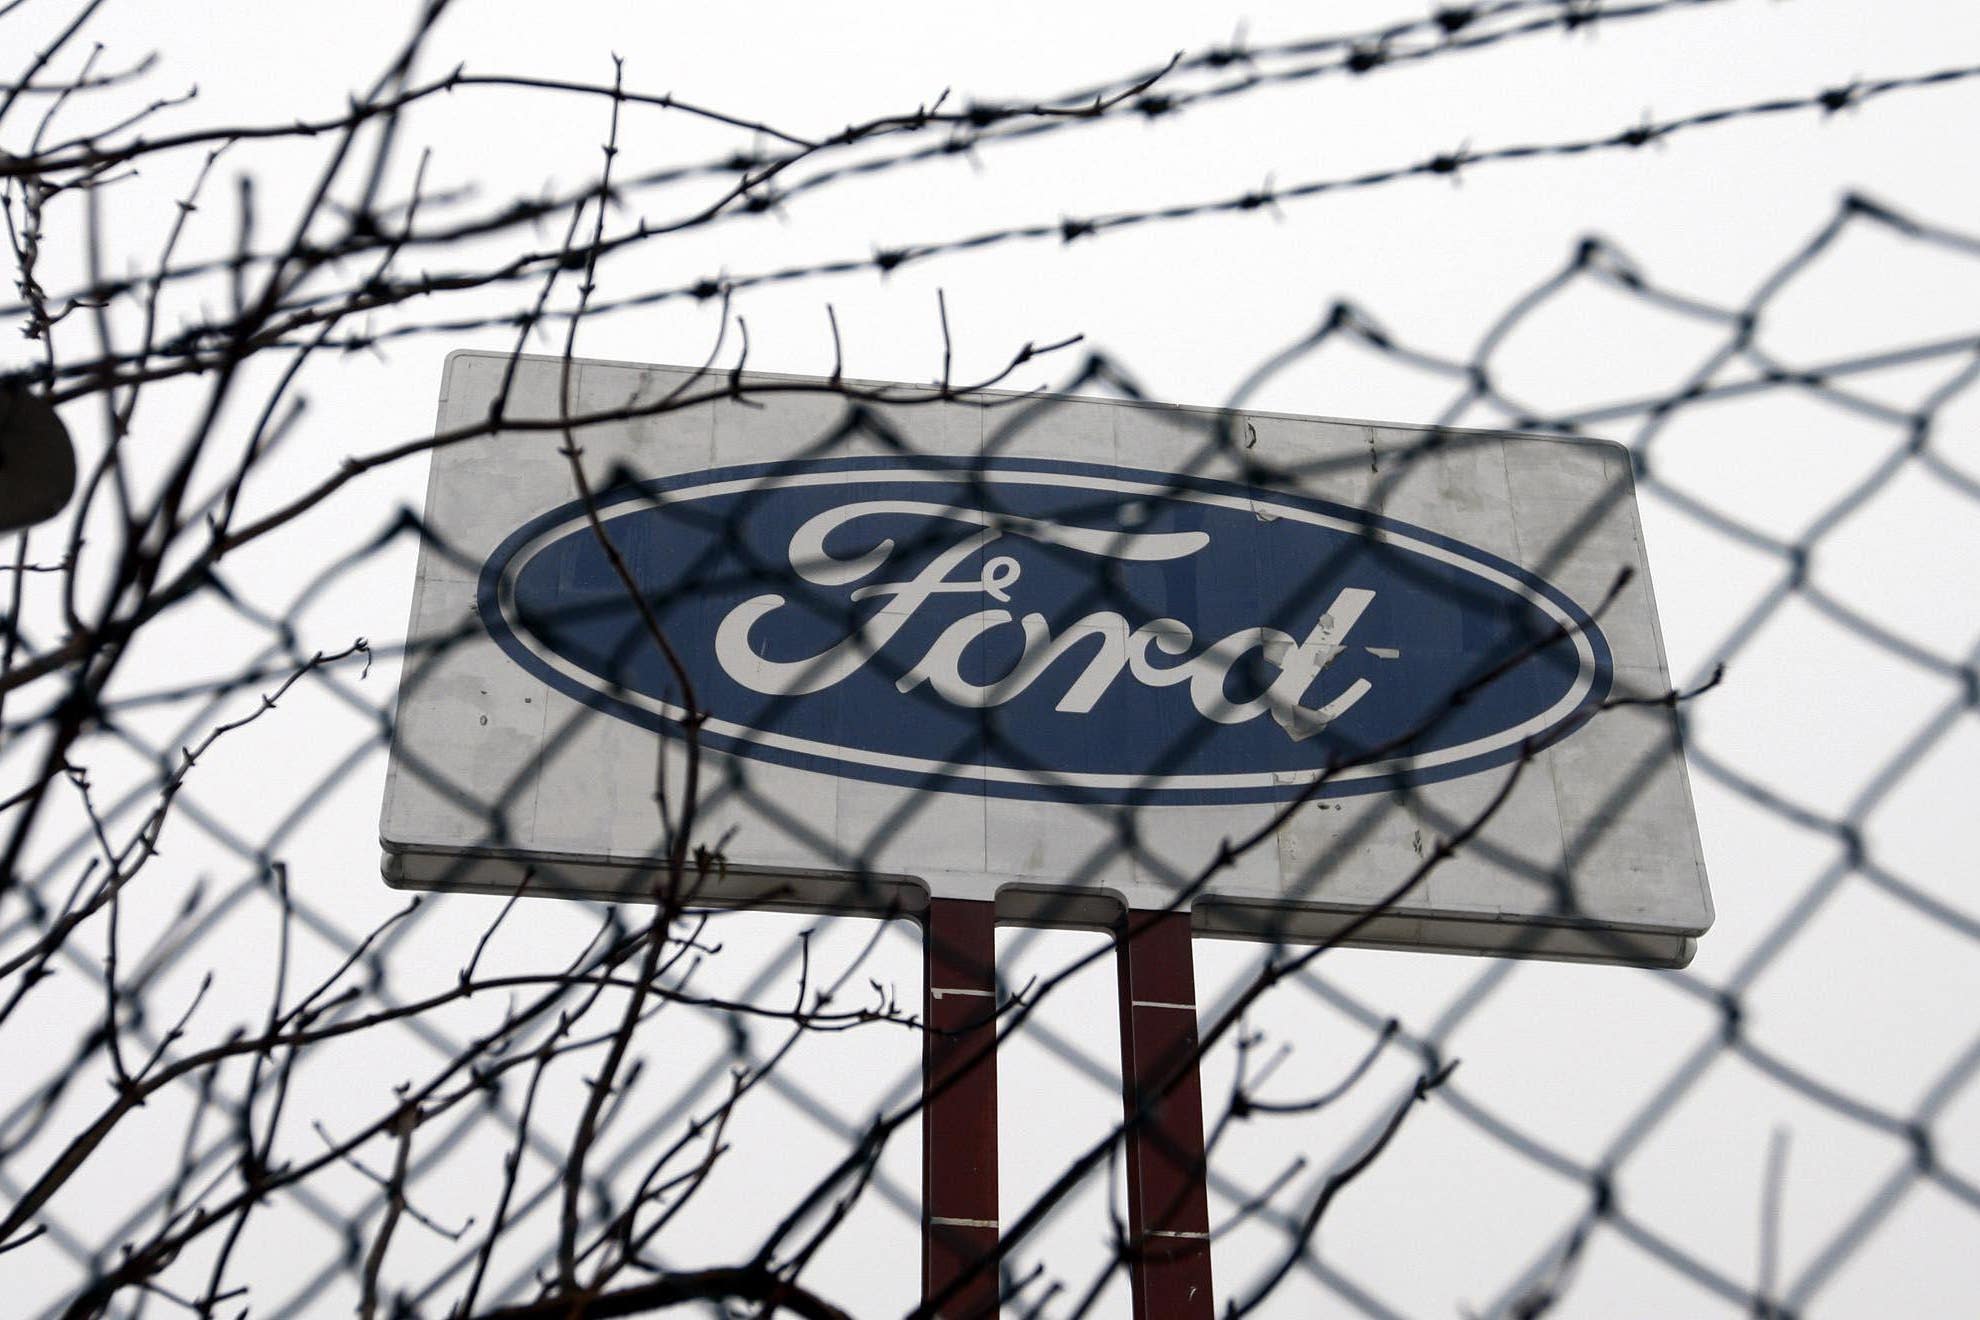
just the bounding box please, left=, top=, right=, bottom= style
left=3, top=2, right=1977, bottom=1316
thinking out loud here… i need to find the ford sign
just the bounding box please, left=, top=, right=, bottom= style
left=479, top=458, right=1612, bottom=805
left=381, top=354, right=1711, bottom=967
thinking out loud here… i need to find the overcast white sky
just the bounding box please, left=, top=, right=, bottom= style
left=4, top=1, right=1980, bottom=1316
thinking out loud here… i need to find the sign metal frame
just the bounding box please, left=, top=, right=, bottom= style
left=382, top=350, right=1712, bottom=970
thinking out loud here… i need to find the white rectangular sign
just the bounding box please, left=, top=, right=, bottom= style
left=381, top=351, right=1711, bottom=966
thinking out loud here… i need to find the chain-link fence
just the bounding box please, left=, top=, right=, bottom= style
left=3, top=2, right=1978, bottom=1316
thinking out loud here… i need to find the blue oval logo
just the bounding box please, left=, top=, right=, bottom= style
left=477, top=457, right=1611, bottom=804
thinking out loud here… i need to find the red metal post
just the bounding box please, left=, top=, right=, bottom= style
left=1116, top=909, right=1216, bottom=1319
left=922, top=898, right=1001, bottom=1319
